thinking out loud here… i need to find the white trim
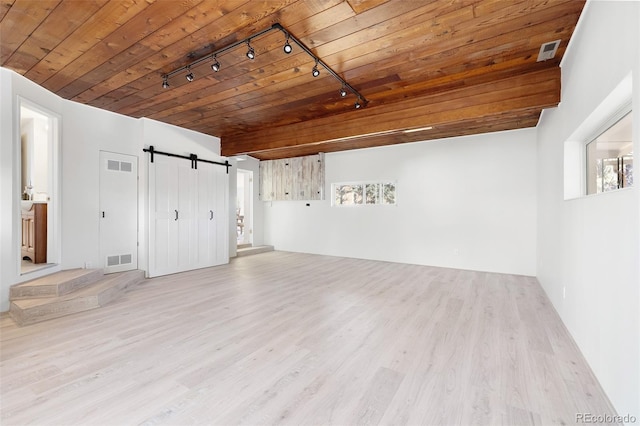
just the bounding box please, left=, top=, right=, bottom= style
left=563, top=73, right=633, bottom=200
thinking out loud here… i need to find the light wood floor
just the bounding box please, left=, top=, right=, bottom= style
left=1, top=251, right=617, bottom=425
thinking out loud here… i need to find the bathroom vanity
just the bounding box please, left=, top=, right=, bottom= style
left=21, top=201, right=47, bottom=264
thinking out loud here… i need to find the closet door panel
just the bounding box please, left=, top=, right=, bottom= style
left=177, top=163, right=198, bottom=269
left=149, top=156, right=179, bottom=277
left=214, top=164, right=229, bottom=265
left=197, top=163, right=217, bottom=267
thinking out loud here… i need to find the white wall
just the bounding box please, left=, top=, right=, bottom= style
left=264, top=128, right=537, bottom=276
left=0, top=69, right=224, bottom=312
left=61, top=101, right=140, bottom=270
left=0, top=68, right=64, bottom=312
left=537, top=0, right=639, bottom=417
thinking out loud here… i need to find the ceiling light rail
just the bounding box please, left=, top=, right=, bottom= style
left=161, top=23, right=367, bottom=109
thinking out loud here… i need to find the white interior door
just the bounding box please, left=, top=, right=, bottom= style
left=215, top=165, right=229, bottom=264
left=197, top=163, right=217, bottom=266
left=99, top=151, right=138, bottom=274
left=149, top=155, right=178, bottom=277
left=177, top=161, right=198, bottom=269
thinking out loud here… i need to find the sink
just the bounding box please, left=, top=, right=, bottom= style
left=22, top=200, right=48, bottom=211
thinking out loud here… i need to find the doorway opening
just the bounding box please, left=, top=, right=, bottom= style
left=236, top=169, right=253, bottom=247
left=18, top=100, right=60, bottom=276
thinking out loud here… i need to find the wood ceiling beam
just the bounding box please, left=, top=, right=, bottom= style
left=249, top=111, right=541, bottom=160
left=221, top=67, right=559, bottom=158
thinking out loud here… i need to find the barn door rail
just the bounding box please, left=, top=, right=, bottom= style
left=143, top=145, right=231, bottom=173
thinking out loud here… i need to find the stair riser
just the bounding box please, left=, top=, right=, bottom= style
left=57, top=269, right=105, bottom=296
left=10, top=297, right=99, bottom=326
left=236, top=246, right=274, bottom=257
left=9, top=271, right=145, bottom=326
left=10, top=285, right=59, bottom=300
left=97, top=273, right=144, bottom=306
left=10, top=269, right=105, bottom=300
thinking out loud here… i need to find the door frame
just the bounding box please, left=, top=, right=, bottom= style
left=16, top=97, right=61, bottom=277
left=237, top=168, right=253, bottom=246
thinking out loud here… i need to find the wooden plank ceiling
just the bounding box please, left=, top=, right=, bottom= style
left=1, top=0, right=584, bottom=160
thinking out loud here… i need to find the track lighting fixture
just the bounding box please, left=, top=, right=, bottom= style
left=283, top=36, right=292, bottom=54
left=246, top=41, right=255, bottom=60
left=185, top=68, right=194, bottom=82
left=160, top=23, right=367, bottom=109
left=211, top=56, right=220, bottom=72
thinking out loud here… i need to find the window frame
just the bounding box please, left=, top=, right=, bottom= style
left=584, top=104, right=633, bottom=196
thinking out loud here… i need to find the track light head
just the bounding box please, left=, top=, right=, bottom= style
left=162, top=78, right=169, bottom=89
left=312, top=65, right=320, bottom=78
left=246, top=41, right=255, bottom=60
left=211, top=56, right=220, bottom=72
left=211, top=57, right=220, bottom=72
left=283, top=35, right=292, bottom=54
left=339, top=86, right=348, bottom=97
left=355, top=98, right=362, bottom=109
left=185, top=70, right=194, bottom=82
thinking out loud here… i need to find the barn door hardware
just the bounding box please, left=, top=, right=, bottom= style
left=143, top=146, right=232, bottom=173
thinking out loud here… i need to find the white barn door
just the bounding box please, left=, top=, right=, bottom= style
left=99, top=151, right=138, bottom=274
left=148, top=152, right=229, bottom=278
left=196, top=162, right=229, bottom=268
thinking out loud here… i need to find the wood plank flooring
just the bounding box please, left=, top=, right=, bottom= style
left=0, top=251, right=617, bottom=425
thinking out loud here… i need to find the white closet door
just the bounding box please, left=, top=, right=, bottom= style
left=149, top=155, right=179, bottom=277
left=149, top=154, right=229, bottom=277
left=214, top=164, right=229, bottom=265
left=197, top=162, right=217, bottom=267
left=177, top=162, right=198, bottom=270
left=99, top=151, right=138, bottom=274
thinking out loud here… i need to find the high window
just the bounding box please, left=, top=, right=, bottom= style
left=586, top=111, right=633, bottom=195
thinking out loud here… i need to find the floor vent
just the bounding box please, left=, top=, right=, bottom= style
left=107, top=254, right=133, bottom=266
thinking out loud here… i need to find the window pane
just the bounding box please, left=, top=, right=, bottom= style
left=601, top=158, right=619, bottom=192
left=586, top=111, right=633, bottom=195
left=365, top=184, right=379, bottom=204
left=382, top=183, right=396, bottom=205
left=622, top=155, right=633, bottom=188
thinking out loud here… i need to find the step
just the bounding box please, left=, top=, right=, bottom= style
left=10, top=269, right=104, bottom=300
left=9, top=270, right=145, bottom=326
left=236, top=245, right=275, bottom=257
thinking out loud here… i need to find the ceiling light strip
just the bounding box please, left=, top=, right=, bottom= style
left=161, top=23, right=367, bottom=108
